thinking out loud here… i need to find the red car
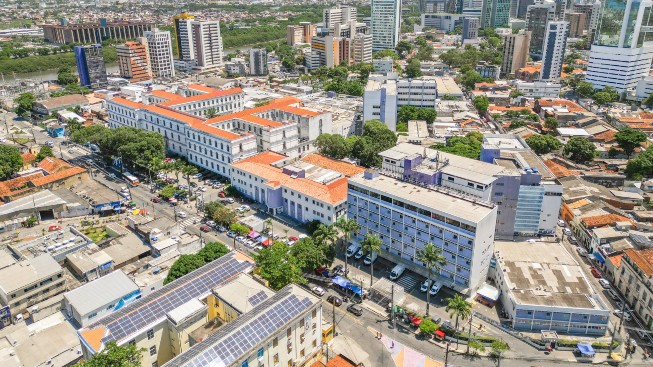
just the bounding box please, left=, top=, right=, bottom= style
left=200, top=225, right=211, bottom=232
left=151, top=197, right=161, bottom=203
left=218, top=191, right=226, bottom=198
left=48, top=225, right=62, bottom=232
left=591, top=267, right=602, bottom=278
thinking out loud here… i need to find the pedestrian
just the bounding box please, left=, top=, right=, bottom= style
left=391, top=341, right=395, bottom=348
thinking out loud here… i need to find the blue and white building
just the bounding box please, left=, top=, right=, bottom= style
left=348, top=170, right=498, bottom=294
left=540, top=21, right=569, bottom=82
left=74, top=44, right=108, bottom=89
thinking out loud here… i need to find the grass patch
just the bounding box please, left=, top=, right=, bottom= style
left=10, top=137, right=32, bottom=144
left=83, top=226, right=109, bottom=243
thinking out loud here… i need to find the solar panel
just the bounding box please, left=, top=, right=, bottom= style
left=248, top=290, right=268, bottom=307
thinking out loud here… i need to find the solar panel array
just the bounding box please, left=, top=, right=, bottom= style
left=85, top=253, right=253, bottom=346
left=247, top=290, right=268, bottom=308
left=164, top=288, right=314, bottom=367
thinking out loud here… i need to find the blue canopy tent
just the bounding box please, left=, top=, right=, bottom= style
left=576, top=343, right=595, bottom=356
left=332, top=276, right=351, bottom=288
left=349, top=284, right=364, bottom=296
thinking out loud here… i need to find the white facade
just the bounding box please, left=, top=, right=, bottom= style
left=371, top=0, right=401, bottom=51
left=192, top=20, right=224, bottom=72
left=515, top=81, right=561, bottom=98
left=373, top=57, right=394, bottom=72
left=636, top=75, right=653, bottom=99
left=587, top=44, right=653, bottom=93
left=540, top=21, right=569, bottom=82
left=324, top=5, right=357, bottom=31
left=249, top=48, right=268, bottom=76
left=352, top=33, right=373, bottom=63
left=176, top=18, right=195, bottom=61
left=144, top=29, right=175, bottom=78
left=421, top=13, right=465, bottom=32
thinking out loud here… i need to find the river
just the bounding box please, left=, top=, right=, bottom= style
left=2, top=45, right=251, bottom=82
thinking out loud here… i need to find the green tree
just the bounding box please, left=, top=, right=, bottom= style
left=290, top=237, right=328, bottom=271
left=0, top=145, right=23, bottom=179
left=525, top=134, right=562, bottom=155
left=373, top=50, right=399, bottom=60
left=164, top=254, right=206, bottom=284
left=563, top=136, right=596, bottom=163
left=419, top=319, right=437, bottom=336
left=405, top=58, right=422, bottom=78
left=544, top=117, right=559, bottom=132
left=314, top=134, right=351, bottom=159
left=644, top=93, right=653, bottom=109
left=398, top=105, right=437, bottom=124
left=415, top=44, right=434, bottom=61
left=255, top=241, right=305, bottom=290
left=445, top=294, right=472, bottom=348
left=458, top=70, right=486, bottom=90
left=335, top=216, right=360, bottom=273
left=205, top=107, right=218, bottom=118
left=473, top=95, right=490, bottom=114
left=431, top=131, right=484, bottom=159
left=489, top=340, right=510, bottom=367
left=417, top=243, right=447, bottom=317
left=592, top=91, right=613, bottom=106
left=563, top=64, right=574, bottom=74
left=13, top=92, right=35, bottom=117
left=35, top=145, right=54, bottom=161
left=564, top=52, right=582, bottom=64
left=75, top=341, right=143, bottom=367
left=213, top=206, right=237, bottom=226
left=395, top=41, right=413, bottom=59
left=70, top=124, right=107, bottom=145
left=230, top=223, right=250, bottom=249
left=615, top=127, right=647, bottom=158
left=313, top=223, right=339, bottom=249
left=576, top=82, right=595, bottom=99
left=197, top=242, right=229, bottom=263
left=181, top=163, right=198, bottom=199
left=361, top=233, right=382, bottom=288
left=57, top=67, right=77, bottom=85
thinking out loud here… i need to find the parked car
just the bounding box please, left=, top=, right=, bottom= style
left=590, top=267, right=602, bottom=278
left=576, top=246, right=588, bottom=257
left=227, top=231, right=236, bottom=238
left=198, top=186, right=207, bottom=192
left=45, top=141, right=55, bottom=147
left=420, top=279, right=432, bottom=293
left=354, top=249, right=364, bottom=260
left=598, top=278, right=610, bottom=289
left=200, top=225, right=211, bottom=232
left=332, top=264, right=348, bottom=276
left=429, top=281, right=443, bottom=296
left=235, top=236, right=245, bottom=243
left=48, top=225, right=62, bottom=232
left=347, top=304, right=363, bottom=316
left=327, top=295, right=342, bottom=307
left=177, top=211, right=188, bottom=219
left=206, top=220, right=216, bottom=227
left=312, top=286, right=325, bottom=296
left=192, top=173, right=203, bottom=179
left=151, top=197, right=161, bottom=203
left=614, top=309, right=633, bottom=322
left=218, top=192, right=226, bottom=198
left=227, top=198, right=235, bottom=204
left=217, top=225, right=226, bottom=232
left=558, top=219, right=566, bottom=227
left=607, top=289, right=620, bottom=301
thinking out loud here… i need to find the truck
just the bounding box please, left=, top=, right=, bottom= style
left=390, top=264, right=406, bottom=280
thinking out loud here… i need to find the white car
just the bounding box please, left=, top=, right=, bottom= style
left=227, top=198, right=235, bottom=204
left=120, top=186, right=129, bottom=193
left=354, top=249, right=364, bottom=260
left=312, top=286, right=325, bottom=296
left=197, top=186, right=207, bottom=192
left=45, top=141, right=54, bottom=147
left=564, top=228, right=572, bottom=235
left=429, top=281, right=443, bottom=296
left=614, top=309, right=632, bottom=321
left=558, top=219, right=566, bottom=227
left=576, top=246, right=588, bottom=257
left=599, top=278, right=610, bottom=289
left=420, top=279, right=432, bottom=293
left=177, top=211, right=188, bottom=219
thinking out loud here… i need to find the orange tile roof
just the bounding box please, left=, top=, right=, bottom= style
left=543, top=159, right=579, bottom=178
left=232, top=152, right=358, bottom=205
left=300, top=154, right=366, bottom=177
left=326, top=355, right=359, bottom=367
left=608, top=253, right=623, bottom=268
left=21, top=153, right=36, bottom=165
left=593, top=130, right=617, bottom=142
left=29, top=166, right=86, bottom=186
left=581, top=214, right=632, bottom=228
left=158, top=87, right=243, bottom=107
left=150, top=90, right=184, bottom=102
left=111, top=97, right=145, bottom=109
left=537, top=99, right=585, bottom=112
left=80, top=327, right=107, bottom=352
left=517, top=65, right=541, bottom=74
left=0, top=173, right=43, bottom=196
left=567, top=198, right=590, bottom=209
left=38, top=157, right=73, bottom=174
left=624, top=248, right=653, bottom=276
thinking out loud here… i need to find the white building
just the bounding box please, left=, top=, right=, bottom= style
left=174, top=14, right=195, bottom=62
left=231, top=152, right=365, bottom=223
left=491, top=240, right=610, bottom=335
left=63, top=270, right=141, bottom=327
left=515, top=81, right=561, bottom=98
left=421, top=13, right=465, bottom=32
left=586, top=0, right=653, bottom=92
left=363, top=74, right=437, bottom=131
left=249, top=48, right=268, bottom=76
left=192, top=20, right=224, bottom=72
left=540, top=21, right=568, bottom=82
left=144, top=28, right=175, bottom=78
left=371, top=0, right=401, bottom=51
left=636, top=75, right=653, bottom=99
left=348, top=170, right=498, bottom=294
left=352, top=33, right=373, bottom=63
left=324, top=5, right=357, bottom=31
left=373, top=57, right=394, bottom=72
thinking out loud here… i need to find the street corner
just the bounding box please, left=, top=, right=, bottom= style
left=378, top=333, right=444, bottom=367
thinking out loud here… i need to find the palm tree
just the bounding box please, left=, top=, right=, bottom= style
left=182, top=163, right=199, bottom=200
left=148, top=157, right=164, bottom=190
left=264, top=218, right=273, bottom=238
left=314, top=224, right=339, bottom=249
left=335, top=217, right=360, bottom=273
left=446, top=294, right=472, bottom=348
left=361, top=233, right=382, bottom=288
left=417, top=243, right=447, bottom=317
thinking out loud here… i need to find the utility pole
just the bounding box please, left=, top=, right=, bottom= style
left=609, top=301, right=626, bottom=356
left=391, top=284, right=395, bottom=329
left=466, top=312, right=474, bottom=354
left=444, top=342, right=450, bottom=367
left=332, top=301, right=336, bottom=338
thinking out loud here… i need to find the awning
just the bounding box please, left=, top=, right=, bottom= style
left=411, top=316, right=423, bottom=326
left=594, top=252, right=605, bottom=264
left=262, top=239, right=273, bottom=247
left=248, top=231, right=260, bottom=239
left=577, top=343, right=595, bottom=355
left=349, top=285, right=364, bottom=296
left=435, top=330, right=445, bottom=339
left=332, top=276, right=351, bottom=288
left=258, top=236, right=268, bottom=243
left=477, top=283, right=500, bottom=302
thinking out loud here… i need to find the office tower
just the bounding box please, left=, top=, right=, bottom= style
left=300, top=22, right=317, bottom=43
left=331, top=22, right=369, bottom=38
left=42, top=19, right=154, bottom=44
left=352, top=33, right=373, bottom=63
left=463, top=17, right=480, bottom=42
left=540, top=21, right=569, bottom=81
left=572, top=0, right=601, bottom=44
left=517, top=0, right=535, bottom=18
left=481, top=0, right=511, bottom=28
left=323, top=5, right=357, bottom=30
left=422, top=0, right=458, bottom=12
left=192, top=21, right=224, bottom=72
left=371, top=0, right=401, bottom=51
left=501, top=30, right=531, bottom=77
left=287, top=25, right=303, bottom=45
left=144, top=28, right=175, bottom=78
left=249, top=47, right=268, bottom=75
left=116, top=38, right=152, bottom=82
left=525, top=0, right=556, bottom=58
left=74, top=44, right=107, bottom=88
left=567, top=12, right=587, bottom=38
left=586, top=0, right=653, bottom=92
left=307, top=36, right=350, bottom=69
left=173, top=12, right=195, bottom=61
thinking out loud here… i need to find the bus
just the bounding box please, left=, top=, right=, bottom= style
left=123, top=171, right=140, bottom=186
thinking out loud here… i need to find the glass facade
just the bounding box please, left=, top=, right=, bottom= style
left=513, top=186, right=544, bottom=235
left=595, top=0, right=629, bottom=47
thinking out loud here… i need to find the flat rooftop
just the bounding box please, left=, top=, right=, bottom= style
left=212, top=273, right=275, bottom=314
left=431, top=76, right=464, bottom=96
left=495, top=241, right=606, bottom=310
left=0, top=253, right=62, bottom=294
left=64, top=270, right=139, bottom=316
left=349, top=173, right=495, bottom=224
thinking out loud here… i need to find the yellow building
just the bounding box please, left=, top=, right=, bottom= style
left=207, top=273, right=274, bottom=323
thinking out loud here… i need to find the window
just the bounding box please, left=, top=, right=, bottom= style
left=257, top=348, right=264, bottom=359
left=273, top=337, right=278, bottom=347
left=152, top=362, right=158, bottom=367
left=147, top=329, right=154, bottom=340
left=149, top=346, right=157, bottom=356
left=273, top=354, right=279, bottom=363
left=87, top=312, right=97, bottom=319
left=287, top=328, right=292, bottom=337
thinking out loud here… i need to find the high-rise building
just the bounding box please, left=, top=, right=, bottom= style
left=567, top=12, right=587, bottom=38
left=116, top=38, right=152, bottom=82
left=331, top=22, right=369, bottom=38
left=249, top=48, right=268, bottom=76
left=352, top=33, right=373, bottom=63
left=307, top=36, right=350, bottom=70
left=462, top=17, right=480, bottom=42
left=323, top=5, right=357, bottom=31
left=74, top=44, right=107, bottom=88
left=540, top=21, right=569, bottom=81
left=371, top=0, right=401, bottom=51
left=517, top=0, right=535, bottom=18
left=300, top=22, right=317, bottom=43
left=144, top=28, right=175, bottom=78
left=525, top=0, right=557, bottom=58
left=501, top=30, right=531, bottom=77
left=421, top=0, right=458, bottom=13
left=41, top=19, right=154, bottom=44
left=481, top=0, right=511, bottom=28
left=173, top=12, right=195, bottom=61
left=586, top=0, right=653, bottom=92
left=192, top=21, right=224, bottom=72
left=572, top=0, right=601, bottom=44
left=287, top=25, right=304, bottom=45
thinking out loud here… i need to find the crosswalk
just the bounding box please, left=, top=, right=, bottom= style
left=395, top=274, right=418, bottom=292
left=178, top=216, right=201, bottom=230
